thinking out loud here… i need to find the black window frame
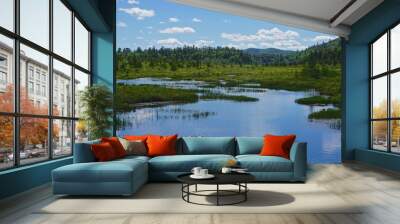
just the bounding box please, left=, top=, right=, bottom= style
left=0, top=0, right=92, bottom=171
left=370, top=21, right=400, bottom=154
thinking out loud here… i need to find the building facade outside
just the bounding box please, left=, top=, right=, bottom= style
left=0, top=40, right=80, bottom=168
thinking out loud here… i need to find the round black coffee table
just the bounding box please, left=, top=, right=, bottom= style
left=177, top=173, right=255, bottom=206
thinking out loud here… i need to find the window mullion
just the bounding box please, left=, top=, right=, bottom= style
left=370, top=45, right=373, bottom=149
left=13, top=0, right=20, bottom=167
left=388, top=30, right=391, bottom=153
left=71, top=10, right=76, bottom=154
left=48, top=0, right=54, bottom=160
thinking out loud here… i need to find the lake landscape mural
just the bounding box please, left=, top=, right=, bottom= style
left=116, top=0, right=342, bottom=163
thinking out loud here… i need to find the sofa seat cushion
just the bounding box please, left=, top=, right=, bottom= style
left=236, top=155, right=293, bottom=172
left=53, top=159, right=147, bottom=183
left=117, top=155, right=150, bottom=162
left=149, top=154, right=235, bottom=172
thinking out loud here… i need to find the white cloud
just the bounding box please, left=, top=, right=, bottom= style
left=222, top=33, right=254, bottom=42
left=223, top=19, right=230, bottom=23
left=192, top=17, right=202, bottom=23
left=224, top=43, right=261, bottom=49
left=220, top=27, right=306, bottom=50
left=221, top=28, right=299, bottom=42
left=159, top=27, right=195, bottom=34
left=136, top=36, right=144, bottom=40
left=119, top=7, right=155, bottom=20
left=194, top=40, right=214, bottom=47
left=146, top=26, right=153, bottom=29
left=310, top=35, right=336, bottom=43
left=261, top=40, right=306, bottom=50
left=168, top=17, right=179, bottom=23
left=247, top=43, right=257, bottom=48
left=127, top=0, right=139, bottom=4
left=156, top=38, right=214, bottom=48
left=117, top=21, right=127, bottom=28
left=157, top=38, right=183, bottom=47
left=159, top=21, right=165, bottom=24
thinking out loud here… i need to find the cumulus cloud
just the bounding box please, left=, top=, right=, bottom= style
left=194, top=40, right=214, bottom=47
left=127, top=0, right=139, bottom=4
left=225, top=43, right=261, bottom=49
left=192, top=17, right=202, bottom=23
left=220, top=27, right=306, bottom=50
left=156, top=38, right=215, bottom=48
left=168, top=17, right=179, bottom=23
left=117, top=21, right=127, bottom=28
left=157, top=38, right=183, bottom=47
left=159, top=27, right=195, bottom=34
left=119, top=7, right=155, bottom=20
left=221, top=28, right=299, bottom=42
left=261, top=40, right=306, bottom=50
left=310, top=35, right=336, bottom=43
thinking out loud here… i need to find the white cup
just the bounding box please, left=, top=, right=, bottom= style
left=221, top=167, right=232, bottom=174
left=191, top=167, right=202, bottom=176
left=200, top=169, right=208, bottom=176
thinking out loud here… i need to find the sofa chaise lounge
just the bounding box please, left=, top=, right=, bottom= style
left=52, top=137, right=307, bottom=196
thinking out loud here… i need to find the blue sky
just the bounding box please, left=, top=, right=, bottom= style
left=117, top=0, right=337, bottom=51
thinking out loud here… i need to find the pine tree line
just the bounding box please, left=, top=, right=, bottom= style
left=117, top=39, right=341, bottom=73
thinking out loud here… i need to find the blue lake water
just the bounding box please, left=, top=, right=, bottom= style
left=117, top=78, right=341, bottom=164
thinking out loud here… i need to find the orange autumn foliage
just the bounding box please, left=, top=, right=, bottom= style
left=0, top=85, right=59, bottom=149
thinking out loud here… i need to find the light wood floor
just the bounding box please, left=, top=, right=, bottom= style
left=1, top=162, right=400, bottom=224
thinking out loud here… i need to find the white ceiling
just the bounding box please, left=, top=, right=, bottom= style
left=170, top=0, right=384, bottom=37
left=228, top=0, right=352, bottom=22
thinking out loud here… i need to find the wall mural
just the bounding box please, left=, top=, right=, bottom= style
left=115, top=0, right=341, bottom=163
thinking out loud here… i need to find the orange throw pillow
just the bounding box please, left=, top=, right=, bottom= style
left=260, top=134, right=296, bottom=159
left=146, top=135, right=178, bottom=157
left=91, top=142, right=117, bottom=162
left=101, top=137, right=127, bottom=158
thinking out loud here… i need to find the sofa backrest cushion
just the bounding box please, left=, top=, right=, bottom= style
left=73, top=139, right=100, bottom=163
left=236, top=137, right=264, bottom=155
left=179, top=137, right=235, bottom=155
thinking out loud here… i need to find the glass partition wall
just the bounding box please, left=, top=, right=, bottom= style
left=0, top=0, right=91, bottom=170
left=370, top=23, right=400, bottom=153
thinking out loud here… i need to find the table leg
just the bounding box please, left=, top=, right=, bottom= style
left=245, top=183, right=247, bottom=201
left=217, top=184, right=220, bottom=206
left=195, top=184, right=198, bottom=192
left=187, top=184, right=190, bottom=202
left=181, top=184, right=183, bottom=199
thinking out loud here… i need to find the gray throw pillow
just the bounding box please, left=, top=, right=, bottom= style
left=118, top=138, right=147, bottom=156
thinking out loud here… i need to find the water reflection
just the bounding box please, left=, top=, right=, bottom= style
left=118, top=106, right=217, bottom=131
left=117, top=78, right=341, bottom=163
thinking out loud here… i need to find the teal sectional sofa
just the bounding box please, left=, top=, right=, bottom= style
left=52, top=137, right=307, bottom=196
